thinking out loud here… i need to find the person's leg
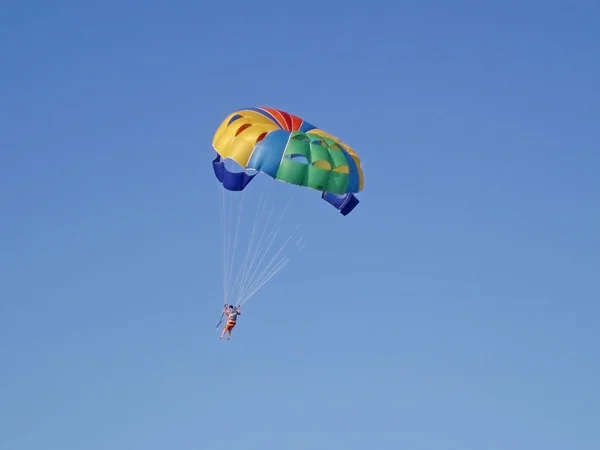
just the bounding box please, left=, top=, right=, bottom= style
left=221, top=322, right=231, bottom=339
left=227, top=322, right=235, bottom=339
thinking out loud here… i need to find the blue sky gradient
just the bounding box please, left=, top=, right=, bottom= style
left=1, top=1, right=599, bottom=449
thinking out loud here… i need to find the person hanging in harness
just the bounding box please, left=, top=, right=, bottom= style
left=220, top=304, right=241, bottom=340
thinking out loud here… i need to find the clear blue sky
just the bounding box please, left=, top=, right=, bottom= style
left=1, top=1, right=599, bottom=449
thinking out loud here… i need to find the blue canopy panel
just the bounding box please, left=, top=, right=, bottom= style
left=212, top=155, right=256, bottom=191
left=321, top=192, right=360, bottom=216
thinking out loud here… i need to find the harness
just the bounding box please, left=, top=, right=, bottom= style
left=216, top=305, right=240, bottom=330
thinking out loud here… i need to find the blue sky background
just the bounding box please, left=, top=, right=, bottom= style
left=1, top=1, right=599, bottom=449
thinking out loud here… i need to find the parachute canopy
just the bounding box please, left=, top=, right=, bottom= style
left=212, top=106, right=364, bottom=215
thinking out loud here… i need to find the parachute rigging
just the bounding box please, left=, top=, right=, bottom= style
left=211, top=106, right=364, bottom=309
left=219, top=182, right=303, bottom=307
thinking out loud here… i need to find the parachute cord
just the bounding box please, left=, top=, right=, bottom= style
left=237, top=234, right=292, bottom=305
left=241, top=196, right=273, bottom=277
left=220, top=187, right=226, bottom=304
left=242, top=258, right=290, bottom=304
left=237, top=233, right=291, bottom=302
left=234, top=198, right=294, bottom=305
left=224, top=188, right=246, bottom=305
left=295, top=236, right=307, bottom=251
left=238, top=223, right=306, bottom=305
left=237, top=225, right=281, bottom=300
left=232, top=196, right=275, bottom=303
left=219, top=182, right=306, bottom=310
left=228, top=192, right=268, bottom=305
left=220, top=187, right=231, bottom=305
left=239, top=257, right=291, bottom=305
left=222, top=189, right=233, bottom=305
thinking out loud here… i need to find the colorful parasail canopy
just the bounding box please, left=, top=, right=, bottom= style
left=211, top=106, right=364, bottom=215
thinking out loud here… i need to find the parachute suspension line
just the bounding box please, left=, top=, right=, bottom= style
left=235, top=226, right=287, bottom=305
left=238, top=221, right=307, bottom=305
left=295, top=235, right=307, bottom=251
left=232, top=193, right=278, bottom=305
left=239, top=257, right=291, bottom=305
left=220, top=186, right=229, bottom=305
left=224, top=188, right=247, bottom=306
left=237, top=237, right=292, bottom=306
left=227, top=191, right=269, bottom=305
left=224, top=189, right=234, bottom=305
left=219, top=187, right=247, bottom=307
left=235, top=198, right=298, bottom=306
left=236, top=203, right=285, bottom=301
left=232, top=194, right=273, bottom=304
left=219, top=183, right=307, bottom=309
